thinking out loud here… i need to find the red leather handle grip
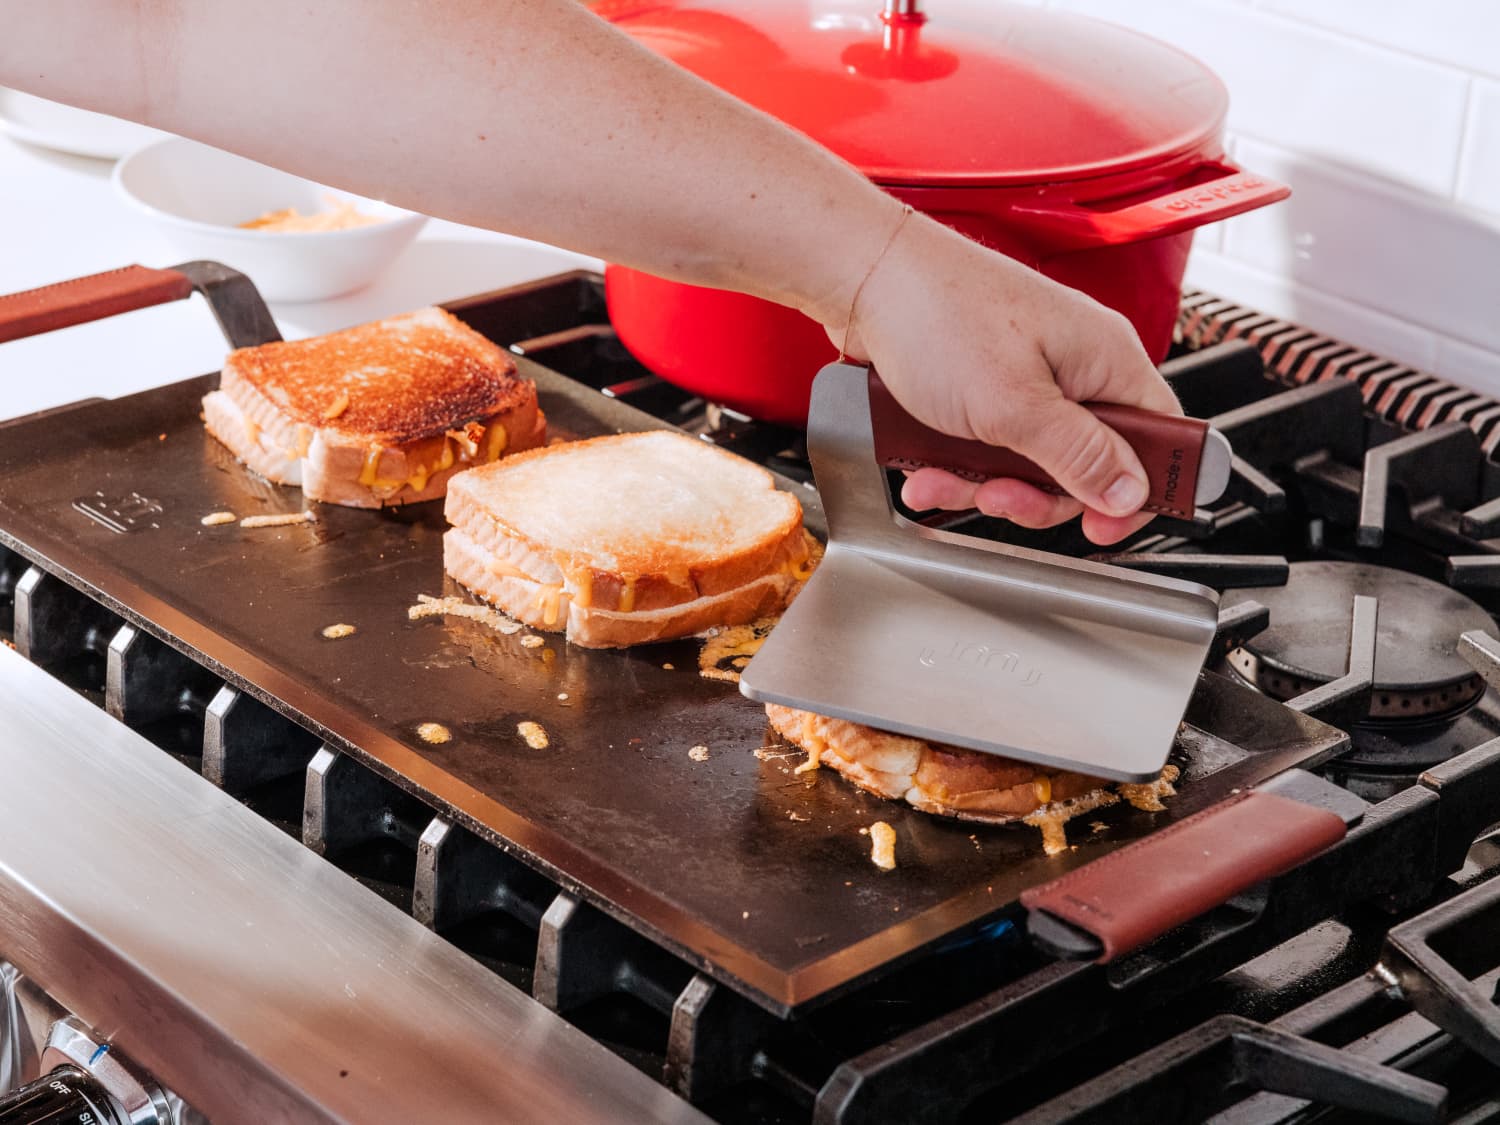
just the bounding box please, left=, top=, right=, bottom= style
left=0, top=265, right=195, bottom=345
left=869, top=371, right=1211, bottom=519
left=1019, top=790, right=1347, bottom=962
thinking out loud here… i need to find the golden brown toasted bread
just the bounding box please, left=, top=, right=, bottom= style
left=203, top=307, right=544, bottom=507
left=443, top=431, right=812, bottom=647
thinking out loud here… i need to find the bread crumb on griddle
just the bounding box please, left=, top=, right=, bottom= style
left=240, top=511, right=315, bottom=528
left=518, top=721, right=549, bottom=749
left=520, top=635, right=545, bottom=648
left=869, top=821, right=897, bottom=871
left=200, top=511, right=236, bottom=526
left=417, top=722, right=451, bottom=744
left=408, top=593, right=523, bottom=635
left=321, top=623, right=356, bottom=639
left=688, top=744, right=710, bottom=762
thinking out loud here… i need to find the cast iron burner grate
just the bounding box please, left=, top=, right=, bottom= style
left=4, top=272, right=1500, bottom=1123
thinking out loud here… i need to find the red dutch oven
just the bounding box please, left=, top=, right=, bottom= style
left=596, top=0, right=1290, bottom=427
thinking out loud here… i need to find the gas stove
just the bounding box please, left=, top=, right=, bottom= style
left=2, top=270, right=1500, bottom=1124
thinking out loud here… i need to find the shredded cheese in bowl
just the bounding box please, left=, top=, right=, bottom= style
left=239, top=198, right=388, bottom=233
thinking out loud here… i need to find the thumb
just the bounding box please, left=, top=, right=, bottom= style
left=1023, top=399, right=1149, bottom=517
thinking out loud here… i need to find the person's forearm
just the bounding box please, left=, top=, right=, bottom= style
left=0, top=0, right=898, bottom=325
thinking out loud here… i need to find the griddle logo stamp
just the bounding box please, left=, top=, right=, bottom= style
left=918, top=643, right=1042, bottom=688
left=1163, top=448, right=1185, bottom=507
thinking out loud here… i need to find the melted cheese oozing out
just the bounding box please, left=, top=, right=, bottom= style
left=358, top=429, right=474, bottom=496
left=794, top=711, right=824, bottom=774
left=571, top=568, right=594, bottom=610
left=284, top=425, right=313, bottom=461
left=533, top=583, right=563, bottom=627
left=485, top=420, right=508, bottom=460
left=619, top=574, right=638, bottom=614
left=1033, top=776, right=1052, bottom=805
left=486, top=557, right=536, bottom=581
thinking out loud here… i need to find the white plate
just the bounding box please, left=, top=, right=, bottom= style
left=0, top=89, right=168, bottom=160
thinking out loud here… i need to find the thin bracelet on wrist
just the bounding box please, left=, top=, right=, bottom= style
left=839, top=203, right=914, bottom=361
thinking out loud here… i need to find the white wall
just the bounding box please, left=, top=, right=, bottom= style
left=1031, top=0, right=1500, bottom=395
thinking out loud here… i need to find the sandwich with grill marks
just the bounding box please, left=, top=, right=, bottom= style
left=203, top=307, right=544, bottom=507
left=443, top=430, right=814, bottom=648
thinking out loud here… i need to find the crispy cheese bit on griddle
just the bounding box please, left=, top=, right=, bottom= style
left=417, top=722, right=452, bottom=744
left=688, top=744, right=710, bottom=762
left=869, top=822, right=897, bottom=871
left=321, top=623, right=356, bottom=639
left=1118, top=763, right=1181, bottom=812
left=517, top=721, right=549, bottom=749
left=519, top=635, right=546, bottom=649
left=240, top=510, right=316, bottom=528
left=200, top=511, right=236, bottom=526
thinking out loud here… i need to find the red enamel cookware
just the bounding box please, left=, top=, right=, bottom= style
left=596, top=0, right=1289, bottom=427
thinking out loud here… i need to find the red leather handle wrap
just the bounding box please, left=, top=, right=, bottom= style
left=1019, top=790, right=1347, bottom=962
left=869, top=372, right=1210, bottom=519
left=0, top=265, right=195, bottom=345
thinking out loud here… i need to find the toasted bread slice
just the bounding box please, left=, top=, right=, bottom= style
left=443, top=431, right=810, bottom=646
left=203, top=307, right=544, bottom=507
left=764, top=704, right=1115, bottom=824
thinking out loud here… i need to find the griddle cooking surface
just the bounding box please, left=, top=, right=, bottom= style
left=0, top=358, right=1346, bottom=1013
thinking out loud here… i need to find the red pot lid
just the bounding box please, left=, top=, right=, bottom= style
left=594, top=0, right=1229, bottom=186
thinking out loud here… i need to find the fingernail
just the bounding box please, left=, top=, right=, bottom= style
left=1102, top=473, right=1148, bottom=515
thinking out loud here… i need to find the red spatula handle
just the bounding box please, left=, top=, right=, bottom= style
left=869, top=371, right=1211, bottom=520
left=0, top=265, right=195, bottom=344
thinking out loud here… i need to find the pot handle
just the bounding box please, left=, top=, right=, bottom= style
left=1008, top=161, right=1290, bottom=251
left=0, top=261, right=279, bottom=350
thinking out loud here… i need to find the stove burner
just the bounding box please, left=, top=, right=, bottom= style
left=1222, top=561, right=1491, bottom=722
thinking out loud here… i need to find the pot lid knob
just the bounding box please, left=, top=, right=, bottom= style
left=882, top=0, right=925, bottom=22
left=848, top=0, right=955, bottom=81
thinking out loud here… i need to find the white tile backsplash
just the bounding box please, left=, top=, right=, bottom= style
left=1026, top=0, right=1500, bottom=398
left=1436, top=335, right=1500, bottom=400
left=1183, top=250, right=1441, bottom=374
left=1458, top=80, right=1500, bottom=214
left=1050, top=0, right=1471, bottom=196
left=1219, top=137, right=1500, bottom=353
left=1257, top=0, right=1500, bottom=82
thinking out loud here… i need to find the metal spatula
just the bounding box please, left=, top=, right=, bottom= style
left=739, top=362, right=1233, bottom=783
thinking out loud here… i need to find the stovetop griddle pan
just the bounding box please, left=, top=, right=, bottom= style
left=0, top=274, right=1346, bottom=1014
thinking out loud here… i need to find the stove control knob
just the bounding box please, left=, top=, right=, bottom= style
left=0, top=1065, right=126, bottom=1125
left=0, top=1022, right=169, bottom=1125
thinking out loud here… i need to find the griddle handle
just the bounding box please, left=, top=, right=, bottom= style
left=0, top=262, right=280, bottom=350
left=868, top=370, right=1229, bottom=520
left=1019, top=790, right=1347, bottom=963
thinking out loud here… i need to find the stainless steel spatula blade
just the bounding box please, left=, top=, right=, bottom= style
left=739, top=362, right=1223, bottom=783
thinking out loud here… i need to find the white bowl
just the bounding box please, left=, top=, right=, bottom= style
left=113, top=138, right=427, bottom=302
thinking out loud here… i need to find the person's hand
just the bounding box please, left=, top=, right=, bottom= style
left=826, top=210, right=1182, bottom=546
